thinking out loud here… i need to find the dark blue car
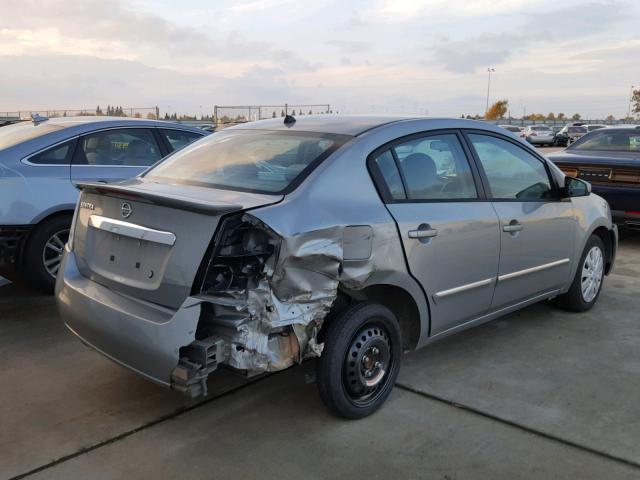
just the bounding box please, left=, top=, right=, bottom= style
left=547, top=127, right=640, bottom=227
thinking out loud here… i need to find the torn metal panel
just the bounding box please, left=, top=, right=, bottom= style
left=174, top=213, right=378, bottom=385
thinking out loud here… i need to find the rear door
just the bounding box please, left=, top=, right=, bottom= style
left=370, top=131, right=500, bottom=335
left=464, top=132, right=575, bottom=309
left=71, top=128, right=164, bottom=185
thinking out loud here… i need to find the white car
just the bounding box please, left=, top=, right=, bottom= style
left=524, top=125, right=555, bottom=146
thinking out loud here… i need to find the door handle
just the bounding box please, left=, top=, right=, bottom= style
left=502, top=222, right=523, bottom=233
left=408, top=228, right=438, bottom=239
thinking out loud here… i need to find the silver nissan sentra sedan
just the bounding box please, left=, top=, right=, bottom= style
left=56, top=115, right=617, bottom=418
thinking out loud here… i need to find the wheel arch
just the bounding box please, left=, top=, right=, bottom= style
left=591, top=225, right=615, bottom=275
left=17, top=209, right=75, bottom=267
left=332, top=283, right=424, bottom=351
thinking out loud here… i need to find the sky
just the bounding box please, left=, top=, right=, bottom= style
left=1, top=0, right=639, bottom=119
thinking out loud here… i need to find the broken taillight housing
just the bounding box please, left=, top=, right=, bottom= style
left=200, top=214, right=280, bottom=293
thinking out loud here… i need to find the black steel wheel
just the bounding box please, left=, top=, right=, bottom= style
left=317, top=302, right=401, bottom=419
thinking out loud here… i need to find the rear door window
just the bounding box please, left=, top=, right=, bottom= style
left=75, top=129, right=162, bottom=167
left=159, top=129, right=204, bottom=151
left=371, top=134, right=478, bottom=201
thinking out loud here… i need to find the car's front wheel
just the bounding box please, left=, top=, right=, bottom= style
left=554, top=235, right=605, bottom=311
left=24, top=214, right=72, bottom=293
left=317, top=302, right=402, bottom=419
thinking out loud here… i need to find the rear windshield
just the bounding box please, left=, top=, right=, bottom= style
left=0, top=121, right=63, bottom=151
left=568, top=126, right=587, bottom=133
left=145, top=130, right=350, bottom=194
left=571, top=130, right=640, bottom=152
left=530, top=126, right=550, bottom=131
left=501, top=126, right=520, bottom=132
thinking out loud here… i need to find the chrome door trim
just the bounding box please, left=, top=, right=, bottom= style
left=88, top=215, right=176, bottom=246
left=498, top=258, right=570, bottom=282
left=433, top=277, right=494, bottom=302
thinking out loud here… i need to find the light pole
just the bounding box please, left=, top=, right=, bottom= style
left=485, top=67, right=495, bottom=115
left=628, top=85, right=635, bottom=120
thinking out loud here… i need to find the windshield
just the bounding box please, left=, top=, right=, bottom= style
left=571, top=130, right=640, bottom=152
left=531, top=126, right=550, bottom=131
left=568, top=126, right=587, bottom=133
left=0, top=121, right=63, bottom=151
left=146, top=130, right=350, bottom=194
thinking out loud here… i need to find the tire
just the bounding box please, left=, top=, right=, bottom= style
left=23, top=214, right=72, bottom=293
left=316, top=302, right=402, bottom=419
left=554, top=235, right=605, bottom=312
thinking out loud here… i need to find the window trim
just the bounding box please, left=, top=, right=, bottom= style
left=461, top=129, right=563, bottom=202
left=366, top=129, right=487, bottom=204
left=72, top=126, right=164, bottom=168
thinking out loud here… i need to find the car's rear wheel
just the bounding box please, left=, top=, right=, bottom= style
left=553, top=235, right=605, bottom=312
left=24, top=214, right=72, bottom=293
left=317, top=302, right=401, bottom=419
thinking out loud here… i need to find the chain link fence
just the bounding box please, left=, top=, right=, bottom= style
left=213, top=104, right=331, bottom=128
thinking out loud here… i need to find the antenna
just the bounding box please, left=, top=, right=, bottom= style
left=30, top=113, right=49, bottom=125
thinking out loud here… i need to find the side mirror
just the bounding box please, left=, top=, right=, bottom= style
left=563, top=176, right=591, bottom=197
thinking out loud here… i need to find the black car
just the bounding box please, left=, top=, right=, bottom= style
left=554, top=125, right=587, bottom=146
left=547, top=127, right=640, bottom=227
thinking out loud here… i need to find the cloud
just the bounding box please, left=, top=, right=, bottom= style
left=324, top=40, right=372, bottom=54
left=431, top=1, right=629, bottom=73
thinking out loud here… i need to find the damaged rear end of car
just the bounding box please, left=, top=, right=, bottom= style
left=56, top=127, right=356, bottom=396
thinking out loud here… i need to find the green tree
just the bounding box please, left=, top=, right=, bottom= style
left=571, top=113, right=581, bottom=121
left=485, top=99, right=509, bottom=120
left=96, top=105, right=103, bottom=116
left=605, top=114, right=615, bottom=122
left=547, top=112, right=555, bottom=121
left=557, top=113, right=565, bottom=121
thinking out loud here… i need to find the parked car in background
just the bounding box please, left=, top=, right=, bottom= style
left=548, top=126, right=640, bottom=227
left=524, top=125, right=555, bottom=146
left=554, top=125, right=587, bottom=146
left=0, top=116, right=206, bottom=290
left=57, top=115, right=616, bottom=419
left=498, top=124, right=526, bottom=139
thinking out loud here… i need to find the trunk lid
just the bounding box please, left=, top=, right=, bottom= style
left=72, top=178, right=282, bottom=309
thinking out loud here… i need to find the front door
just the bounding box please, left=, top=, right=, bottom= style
left=465, top=132, right=576, bottom=309
left=370, top=132, right=500, bottom=335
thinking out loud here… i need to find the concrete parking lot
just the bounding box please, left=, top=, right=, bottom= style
left=1, top=229, right=639, bottom=479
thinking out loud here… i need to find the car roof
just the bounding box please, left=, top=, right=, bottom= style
left=229, top=114, right=525, bottom=137
left=230, top=115, right=421, bottom=136
left=37, top=116, right=202, bottom=131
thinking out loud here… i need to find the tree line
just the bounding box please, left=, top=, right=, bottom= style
left=480, top=99, right=635, bottom=122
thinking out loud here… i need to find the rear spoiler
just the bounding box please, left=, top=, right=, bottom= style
left=76, top=182, right=242, bottom=215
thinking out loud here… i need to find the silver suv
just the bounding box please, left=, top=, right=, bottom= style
left=56, top=116, right=617, bottom=418
left=0, top=117, right=205, bottom=290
